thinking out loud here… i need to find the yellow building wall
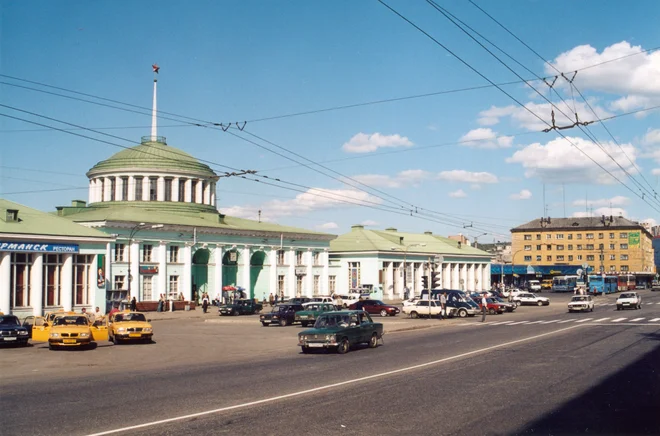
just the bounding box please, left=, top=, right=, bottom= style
left=511, top=227, right=654, bottom=274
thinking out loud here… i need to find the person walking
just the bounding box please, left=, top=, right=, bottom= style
left=130, top=296, right=137, bottom=312
left=481, top=292, right=488, bottom=322
left=202, top=293, right=209, bottom=313
left=269, top=293, right=275, bottom=307
left=440, top=292, right=447, bottom=320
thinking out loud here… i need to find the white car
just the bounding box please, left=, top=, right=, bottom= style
left=616, top=292, right=642, bottom=310
left=567, top=295, right=594, bottom=313
left=528, top=280, right=541, bottom=292
left=513, top=293, right=550, bottom=306
left=502, top=288, right=525, bottom=298
left=308, top=296, right=334, bottom=304
left=402, top=297, right=420, bottom=307
left=333, top=293, right=363, bottom=308
left=402, top=300, right=447, bottom=318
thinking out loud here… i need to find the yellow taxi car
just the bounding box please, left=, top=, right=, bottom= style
left=30, top=313, right=108, bottom=350
left=108, top=311, right=153, bottom=344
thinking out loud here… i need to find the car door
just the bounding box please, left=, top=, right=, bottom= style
left=358, top=312, right=374, bottom=342
left=31, top=316, right=50, bottom=342
left=91, top=321, right=109, bottom=342
left=22, top=315, right=35, bottom=339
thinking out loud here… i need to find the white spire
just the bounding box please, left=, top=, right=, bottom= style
left=151, top=77, right=158, bottom=141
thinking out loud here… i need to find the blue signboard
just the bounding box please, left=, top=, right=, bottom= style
left=492, top=264, right=592, bottom=275
left=0, top=241, right=79, bottom=253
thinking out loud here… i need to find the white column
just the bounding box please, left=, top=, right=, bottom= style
left=142, top=177, right=150, bottom=201
left=172, top=177, right=180, bottom=202
left=157, top=177, right=165, bottom=202
left=0, top=252, right=11, bottom=314
left=460, top=263, right=468, bottom=291
left=116, top=177, right=124, bottom=201
left=288, top=248, right=296, bottom=298
left=468, top=264, right=475, bottom=292
left=475, top=264, right=482, bottom=292
left=322, top=249, right=329, bottom=296
left=31, top=253, right=44, bottom=316
left=183, top=245, right=192, bottom=300
left=196, top=180, right=203, bottom=204
left=211, top=183, right=216, bottom=208
left=241, top=246, right=251, bottom=296
left=442, top=263, right=449, bottom=289
left=61, top=254, right=73, bottom=311
left=386, top=261, right=394, bottom=299
left=88, top=179, right=94, bottom=204
left=184, top=179, right=192, bottom=202
left=452, top=263, right=459, bottom=289
left=214, top=245, right=224, bottom=300
left=129, top=241, right=139, bottom=300
left=269, top=248, right=278, bottom=298
left=158, top=242, right=167, bottom=298
left=104, top=177, right=112, bottom=202
left=483, top=264, right=491, bottom=290
left=203, top=181, right=211, bottom=205
left=127, top=176, right=135, bottom=201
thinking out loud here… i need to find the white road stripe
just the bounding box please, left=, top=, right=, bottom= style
left=630, top=318, right=645, bottom=322
left=575, top=318, right=593, bottom=323
left=488, top=321, right=513, bottom=325
left=539, top=320, right=559, bottom=324
left=557, top=320, right=574, bottom=324
left=506, top=321, right=529, bottom=325
left=612, top=318, right=627, bottom=322
left=650, top=318, right=660, bottom=322
left=85, top=325, right=585, bottom=436
left=525, top=321, right=544, bottom=324
left=593, top=317, right=611, bottom=322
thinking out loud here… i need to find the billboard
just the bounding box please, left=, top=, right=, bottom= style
left=628, top=232, right=640, bottom=247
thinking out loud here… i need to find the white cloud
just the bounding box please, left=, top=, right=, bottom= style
left=449, top=189, right=467, bottom=198
left=572, top=207, right=627, bottom=218
left=640, top=217, right=658, bottom=228
left=506, top=136, right=638, bottom=184
left=349, top=169, right=432, bottom=188
left=459, top=128, right=514, bottom=149
left=437, top=170, right=499, bottom=184
left=427, top=123, right=438, bottom=131
left=510, top=189, right=532, bottom=200
left=316, top=222, right=338, bottom=230
left=571, top=196, right=630, bottom=208
left=642, top=128, right=660, bottom=145
left=221, top=188, right=382, bottom=220
left=342, top=132, right=413, bottom=153
left=652, top=168, right=660, bottom=175
left=361, top=220, right=379, bottom=226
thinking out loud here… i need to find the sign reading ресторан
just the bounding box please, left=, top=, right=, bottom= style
left=0, top=242, right=79, bottom=253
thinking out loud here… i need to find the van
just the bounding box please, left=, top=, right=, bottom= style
left=528, top=280, right=541, bottom=291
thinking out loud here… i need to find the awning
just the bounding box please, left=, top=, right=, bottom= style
left=492, top=265, right=593, bottom=275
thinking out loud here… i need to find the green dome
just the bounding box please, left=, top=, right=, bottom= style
left=87, top=136, right=216, bottom=178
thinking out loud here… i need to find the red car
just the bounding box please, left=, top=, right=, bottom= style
left=472, top=297, right=504, bottom=315
left=348, top=300, right=400, bottom=317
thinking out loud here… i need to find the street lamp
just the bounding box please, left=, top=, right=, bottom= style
left=391, top=243, right=426, bottom=299
left=127, top=222, right=163, bottom=303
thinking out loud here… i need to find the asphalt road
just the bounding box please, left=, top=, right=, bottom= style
left=2, top=290, right=660, bottom=436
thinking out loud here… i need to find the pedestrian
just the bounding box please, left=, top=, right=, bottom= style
left=130, top=296, right=137, bottom=312
left=81, top=307, right=92, bottom=323
left=202, top=293, right=209, bottom=313
left=269, top=293, right=274, bottom=307
left=274, top=293, right=279, bottom=305
left=157, top=294, right=164, bottom=312
left=108, top=304, right=120, bottom=319
left=481, top=293, right=488, bottom=322
left=403, top=288, right=409, bottom=301
left=440, top=292, right=447, bottom=320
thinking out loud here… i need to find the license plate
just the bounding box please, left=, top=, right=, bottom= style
left=307, top=343, right=324, bottom=347
left=63, top=339, right=77, bottom=344
left=4, top=337, right=16, bottom=341
left=623, top=303, right=630, bottom=306
left=129, top=333, right=142, bottom=338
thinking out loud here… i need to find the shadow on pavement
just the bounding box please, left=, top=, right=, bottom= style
left=518, top=330, right=660, bottom=435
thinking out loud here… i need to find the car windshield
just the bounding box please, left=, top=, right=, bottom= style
left=571, top=296, right=588, bottom=302
left=0, top=315, right=20, bottom=326
left=314, top=314, right=353, bottom=329
left=275, top=305, right=292, bottom=312
left=115, top=313, right=146, bottom=322
left=54, top=316, right=88, bottom=326
left=619, top=293, right=635, bottom=298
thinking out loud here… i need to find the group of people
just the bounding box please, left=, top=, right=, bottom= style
left=267, top=292, right=286, bottom=307
left=80, top=306, right=104, bottom=325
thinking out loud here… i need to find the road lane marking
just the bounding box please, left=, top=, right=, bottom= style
left=651, top=318, right=660, bottom=322
left=526, top=321, right=544, bottom=324
left=630, top=318, right=645, bottom=322
left=575, top=318, right=593, bottom=323
left=85, top=325, right=585, bottom=436
left=539, top=320, right=559, bottom=324
left=612, top=318, right=627, bottom=322
left=487, top=321, right=513, bottom=325
left=593, top=317, right=611, bottom=322
left=506, top=321, right=529, bottom=325
left=557, top=320, right=574, bottom=324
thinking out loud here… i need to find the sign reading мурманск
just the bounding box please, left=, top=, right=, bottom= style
left=0, top=242, right=79, bottom=253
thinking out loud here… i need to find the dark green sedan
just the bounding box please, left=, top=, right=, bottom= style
left=294, top=303, right=337, bottom=327
left=297, top=310, right=384, bottom=354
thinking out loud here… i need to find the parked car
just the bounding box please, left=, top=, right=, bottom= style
left=333, top=293, right=365, bottom=308
left=219, top=299, right=263, bottom=316
left=295, top=303, right=336, bottom=327
left=501, top=288, right=525, bottom=298
left=652, top=281, right=660, bottom=291
left=30, top=313, right=108, bottom=350
left=616, top=292, right=642, bottom=310
left=402, top=300, right=450, bottom=318
left=487, top=290, right=506, bottom=299
left=260, top=303, right=305, bottom=326
left=297, top=310, right=383, bottom=354
left=491, top=296, right=516, bottom=312
left=567, top=295, right=594, bottom=313
left=528, top=280, right=542, bottom=292
left=108, top=311, right=154, bottom=344
left=513, top=293, right=550, bottom=306
left=443, top=290, right=479, bottom=318
left=473, top=297, right=505, bottom=315
left=402, top=297, right=420, bottom=307
left=284, top=297, right=312, bottom=305
left=308, top=296, right=334, bottom=304
left=348, top=299, right=400, bottom=317
left=0, top=314, right=29, bottom=346
left=541, top=279, right=553, bottom=290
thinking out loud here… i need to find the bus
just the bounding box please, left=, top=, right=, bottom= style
left=587, top=275, right=618, bottom=295
left=617, top=274, right=636, bottom=291
left=552, top=275, right=579, bottom=293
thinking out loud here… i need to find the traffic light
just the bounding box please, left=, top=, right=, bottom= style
left=421, top=275, right=429, bottom=289
left=431, top=271, right=442, bottom=289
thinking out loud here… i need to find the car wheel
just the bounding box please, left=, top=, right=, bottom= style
left=301, top=321, right=309, bottom=327
left=537, top=301, right=543, bottom=306
left=410, top=311, right=418, bottom=319
left=261, top=322, right=268, bottom=327
left=616, top=306, right=621, bottom=311
left=590, top=307, right=594, bottom=312
left=488, top=308, right=496, bottom=315
left=301, top=346, right=310, bottom=354
left=568, top=309, right=573, bottom=313
left=380, top=309, right=388, bottom=317
left=113, top=335, right=120, bottom=345
left=458, top=308, right=468, bottom=318
left=336, top=338, right=350, bottom=354
left=279, top=318, right=288, bottom=327
left=368, top=333, right=378, bottom=348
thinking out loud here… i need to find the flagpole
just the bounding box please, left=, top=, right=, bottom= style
left=151, top=63, right=159, bottom=141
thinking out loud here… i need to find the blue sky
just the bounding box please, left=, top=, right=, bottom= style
left=2, top=0, right=660, bottom=242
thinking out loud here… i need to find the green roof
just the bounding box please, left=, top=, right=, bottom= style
left=330, top=225, right=492, bottom=257
left=0, top=199, right=112, bottom=239
left=56, top=202, right=335, bottom=239
left=86, top=137, right=217, bottom=178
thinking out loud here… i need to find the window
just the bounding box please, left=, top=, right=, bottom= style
left=149, top=178, right=158, bottom=201
left=586, top=233, right=594, bottom=239
left=121, top=176, right=129, bottom=201
left=164, top=178, right=172, bottom=201
left=609, top=265, right=616, bottom=271
left=114, top=243, right=125, bottom=262
left=577, top=234, right=582, bottom=240
left=568, top=245, right=573, bottom=250
left=557, top=245, right=565, bottom=251
left=577, top=244, right=583, bottom=250
left=296, top=275, right=303, bottom=297
left=142, top=244, right=153, bottom=262
left=524, top=234, right=532, bottom=240
left=567, top=234, right=573, bottom=240
left=524, top=255, right=532, bottom=262
left=620, top=254, right=629, bottom=261
left=349, top=262, right=361, bottom=288
left=142, top=276, right=153, bottom=301
left=43, top=254, right=62, bottom=306
left=169, top=246, right=179, bottom=263
left=10, top=253, right=31, bottom=308
left=546, top=234, right=552, bottom=240
left=599, top=254, right=604, bottom=261
left=546, top=245, right=552, bottom=250
left=114, top=275, right=125, bottom=290
left=313, top=275, right=320, bottom=293
left=191, top=180, right=198, bottom=203
left=568, top=255, right=573, bottom=261
left=620, top=232, right=628, bottom=238
left=313, top=251, right=320, bottom=265
left=296, top=251, right=303, bottom=265
left=328, top=276, right=336, bottom=293
left=557, top=255, right=565, bottom=261
left=524, top=245, right=532, bottom=251
left=536, top=255, right=542, bottom=261
left=278, top=275, right=286, bottom=294
left=586, top=244, right=594, bottom=250
left=598, top=233, right=604, bottom=239
left=556, top=234, right=564, bottom=240
left=610, top=254, right=616, bottom=260
left=620, top=244, right=628, bottom=250
left=277, top=250, right=285, bottom=265
left=536, top=245, right=542, bottom=250
left=74, top=254, right=92, bottom=306
left=536, top=234, right=541, bottom=240
left=609, top=233, right=615, bottom=239
left=609, top=244, right=615, bottom=250
left=109, top=177, right=116, bottom=201
left=621, top=265, right=629, bottom=272
left=546, top=255, right=552, bottom=261
left=587, top=255, right=595, bottom=261
left=577, top=255, right=583, bottom=261
left=134, top=177, right=143, bottom=201
left=178, top=178, right=186, bottom=202
left=168, top=275, right=179, bottom=298
left=598, top=244, right=604, bottom=250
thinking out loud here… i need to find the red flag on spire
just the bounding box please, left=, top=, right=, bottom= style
left=152, top=64, right=160, bottom=74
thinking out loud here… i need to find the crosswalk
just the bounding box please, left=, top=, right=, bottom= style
left=462, top=316, right=660, bottom=327
left=594, top=301, right=660, bottom=307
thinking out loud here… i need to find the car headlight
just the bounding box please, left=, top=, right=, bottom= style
left=50, top=332, right=60, bottom=338
left=117, top=327, right=127, bottom=333
left=143, top=327, right=153, bottom=332
left=79, top=333, right=90, bottom=338
left=272, top=315, right=279, bottom=319
left=18, top=330, right=28, bottom=335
